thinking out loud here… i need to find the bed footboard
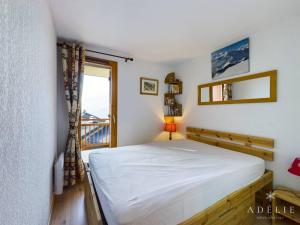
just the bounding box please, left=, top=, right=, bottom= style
left=84, top=165, right=103, bottom=225
left=180, top=170, right=273, bottom=225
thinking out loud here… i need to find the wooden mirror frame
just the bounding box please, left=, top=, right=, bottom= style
left=198, top=70, right=277, bottom=105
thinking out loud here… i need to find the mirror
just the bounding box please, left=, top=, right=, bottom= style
left=198, top=70, right=277, bottom=105
left=212, top=85, right=223, bottom=101
left=201, top=87, right=210, bottom=102
left=231, top=77, right=270, bottom=99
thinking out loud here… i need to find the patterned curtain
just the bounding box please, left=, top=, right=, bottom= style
left=61, top=43, right=85, bottom=186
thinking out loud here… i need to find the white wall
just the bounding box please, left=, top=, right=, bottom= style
left=119, top=61, right=173, bottom=145
left=174, top=16, right=300, bottom=189
left=115, top=59, right=173, bottom=145
left=0, top=0, right=57, bottom=225
left=57, top=45, right=173, bottom=153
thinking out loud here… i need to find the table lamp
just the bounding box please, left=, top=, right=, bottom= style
left=288, top=158, right=300, bottom=176
left=164, top=116, right=176, bottom=140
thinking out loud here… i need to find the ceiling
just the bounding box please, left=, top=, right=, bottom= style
left=50, top=0, right=300, bottom=63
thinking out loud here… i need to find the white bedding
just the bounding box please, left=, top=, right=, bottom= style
left=89, top=139, right=265, bottom=225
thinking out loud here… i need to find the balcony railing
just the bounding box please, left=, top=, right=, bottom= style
left=80, top=118, right=110, bottom=150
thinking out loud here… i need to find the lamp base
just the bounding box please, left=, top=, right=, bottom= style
left=169, top=132, right=172, bottom=140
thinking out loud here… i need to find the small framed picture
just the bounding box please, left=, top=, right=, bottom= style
left=140, top=77, right=159, bottom=95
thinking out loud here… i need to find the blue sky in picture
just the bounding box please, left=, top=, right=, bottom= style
left=212, top=38, right=249, bottom=60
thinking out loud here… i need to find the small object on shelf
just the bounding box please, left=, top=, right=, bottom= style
left=272, top=187, right=300, bottom=225
left=164, top=95, right=175, bottom=106
left=164, top=116, right=176, bottom=140
left=289, top=158, right=300, bottom=176
left=173, top=104, right=182, bottom=116
left=170, top=83, right=181, bottom=94
left=164, top=72, right=175, bottom=83
left=164, top=73, right=182, bottom=117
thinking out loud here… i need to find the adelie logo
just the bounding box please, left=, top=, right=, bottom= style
left=247, top=191, right=295, bottom=220
left=265, top=191, right=275, bottom=202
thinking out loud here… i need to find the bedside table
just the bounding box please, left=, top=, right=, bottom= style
left=272, top=187, right=300, bottom=225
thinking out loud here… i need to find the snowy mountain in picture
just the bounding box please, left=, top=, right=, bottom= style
left=211, top=38, right=249, bottom=79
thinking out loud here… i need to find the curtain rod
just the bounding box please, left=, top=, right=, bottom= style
left=57, top=43, right=134, bottom=62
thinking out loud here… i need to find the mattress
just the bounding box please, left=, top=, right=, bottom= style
left=89, top=139, right=265, bottom=225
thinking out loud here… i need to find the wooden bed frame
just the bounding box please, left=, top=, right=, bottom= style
left=84, top=127, right=275, bottom=225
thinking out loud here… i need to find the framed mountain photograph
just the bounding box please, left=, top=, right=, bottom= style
left=140, top=77, right=159, bottom=95
left=211, top=38, right=249, bottom=80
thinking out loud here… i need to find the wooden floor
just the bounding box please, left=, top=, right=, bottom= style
left=50, top=184, right=270, bottom=225
left=50, top=183, right=88, bottom=225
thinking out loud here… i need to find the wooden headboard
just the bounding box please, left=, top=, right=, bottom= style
left=186, top=127, right=274, bottom=161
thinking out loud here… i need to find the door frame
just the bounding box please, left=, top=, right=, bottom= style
left=85, top=56, right=118, bottom=147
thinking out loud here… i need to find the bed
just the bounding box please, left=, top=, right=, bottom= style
left=84, top=127, right=274, bottom=225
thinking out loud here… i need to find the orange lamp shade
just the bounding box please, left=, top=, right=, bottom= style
left=288, top=158, right=300, bottom=176
left=165, top=123, right=176, bottom=132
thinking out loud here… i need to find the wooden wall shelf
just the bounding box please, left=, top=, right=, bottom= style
left=164, top=73, right=182, bottom=117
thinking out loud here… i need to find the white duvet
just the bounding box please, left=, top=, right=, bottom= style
left=89, top=139, right=265, bottom=225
